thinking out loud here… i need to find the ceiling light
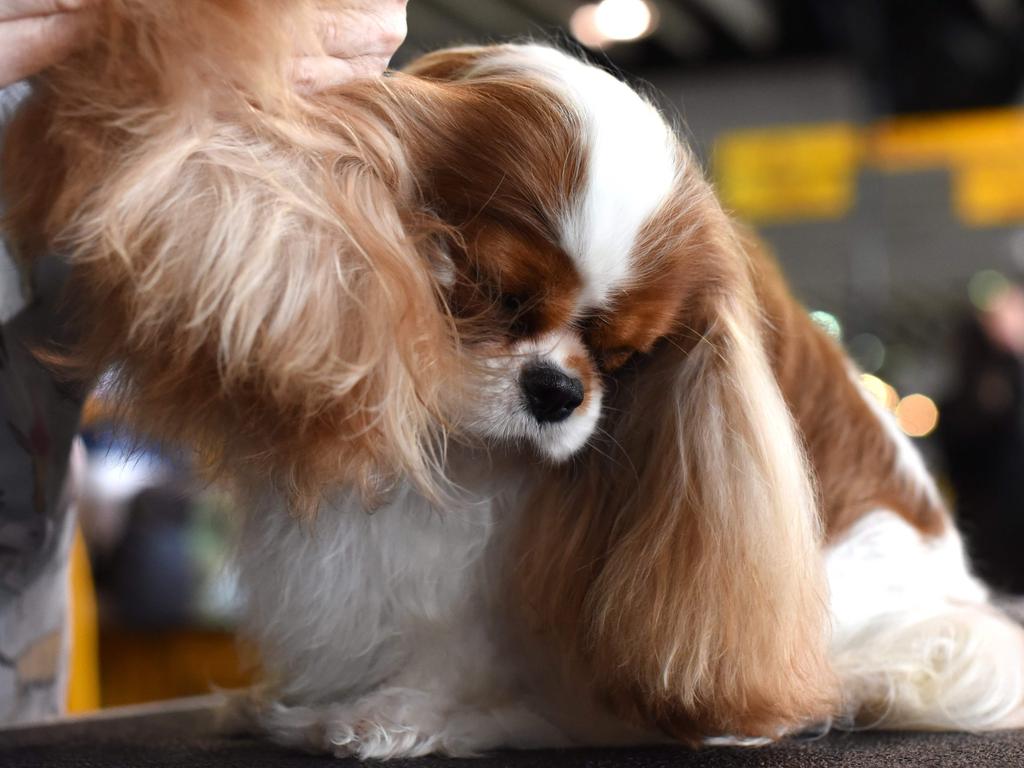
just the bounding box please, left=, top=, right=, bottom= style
left=570, top=0, right=658, bottom=49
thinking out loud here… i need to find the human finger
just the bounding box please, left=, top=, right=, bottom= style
left=0, top=9, right=95, bottom=86
left=0, top=0, right=95, bottom=21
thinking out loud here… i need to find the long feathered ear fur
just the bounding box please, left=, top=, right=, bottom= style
left=1, top=0, right=461, bottom=508
left=519, top=178, right=838, bottom=741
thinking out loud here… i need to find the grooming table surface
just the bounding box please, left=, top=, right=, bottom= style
left=2, top=698, right=1023, bottom=767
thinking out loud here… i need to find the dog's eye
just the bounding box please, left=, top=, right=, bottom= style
left=500, top=293, right=531, bottom=335
left=501, top=293, right=523, bottom=315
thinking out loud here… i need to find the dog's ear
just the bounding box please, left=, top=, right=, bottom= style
left=1, top=1, right=461, bottom=508
left=519, top=187, right=837, bottom=741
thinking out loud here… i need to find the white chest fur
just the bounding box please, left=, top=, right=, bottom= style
left=233, top=464, right=642, bottom=757
left=236, top=481, right=505, bottom=704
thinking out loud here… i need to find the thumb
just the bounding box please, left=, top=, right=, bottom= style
left=0, top=10, right=96, bottom=87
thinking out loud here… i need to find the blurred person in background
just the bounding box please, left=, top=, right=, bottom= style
left=0, top=0, right=408, bottom=723
left=939, top=281, right=1024, bottom=594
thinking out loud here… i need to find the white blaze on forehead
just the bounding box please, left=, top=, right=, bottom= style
left=468, top=44, right=679, bottom=307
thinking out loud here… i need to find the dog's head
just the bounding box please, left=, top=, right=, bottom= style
left=389, top=45, right=694, bottom=462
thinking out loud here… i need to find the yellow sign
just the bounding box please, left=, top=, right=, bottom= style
left=714, top=123, right=862, bottom=223
left=715, top=108, right=1024, bottom=227
left=869, top=108, right=1024, bottom=170
left=955, top=159, right=1024, bottom=227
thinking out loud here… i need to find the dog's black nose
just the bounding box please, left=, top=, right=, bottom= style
left=521, top=364, right=584, bottom=423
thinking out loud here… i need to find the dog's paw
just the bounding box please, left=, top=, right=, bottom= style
left=261, top=687, right=565, bottom=758
left=317, top=692, right=446, bottom=757
left=322, top=687, right=501, bottom=758
left=324, top=714, right=446, bottom=759
left=261, top=688, right=481, bottom=758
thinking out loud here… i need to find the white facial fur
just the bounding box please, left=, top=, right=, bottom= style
left=464, top=331, right=602, bottom=461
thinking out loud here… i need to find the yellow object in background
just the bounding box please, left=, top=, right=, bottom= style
left=716, top=108, right=1024, bottom=227
left=714, top=123, right=863, bottom=222
left=66, top=527, right=100, bottom=713
left=954, top=159, right=1024, bottom=227
left=65, top=523, right=251, bottom=711
left=99, top=628, right=253, bottom=708
left=870, top=108, right=1024, bottom=170
left=871, top=108, right=1024, bottom=227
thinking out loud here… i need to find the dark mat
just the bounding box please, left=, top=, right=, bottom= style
left=1, top=703, right=1023, bottom=768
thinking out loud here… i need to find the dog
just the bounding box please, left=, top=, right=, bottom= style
left=4, top=0, right=1023, bottom=758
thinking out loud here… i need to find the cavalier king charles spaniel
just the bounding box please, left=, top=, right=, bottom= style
left=4, top=0, right=1024, bottom=758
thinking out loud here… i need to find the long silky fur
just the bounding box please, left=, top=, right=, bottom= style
left=4, top=2, right=841, bottom=743
left=1, top=0, right=469, bottom=508
left=518, top=175, right=838, bottom=741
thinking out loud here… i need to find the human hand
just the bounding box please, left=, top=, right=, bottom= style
left=0, top=0, right=97, bottom=88
left=293, top=0, right=408, bottom=92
